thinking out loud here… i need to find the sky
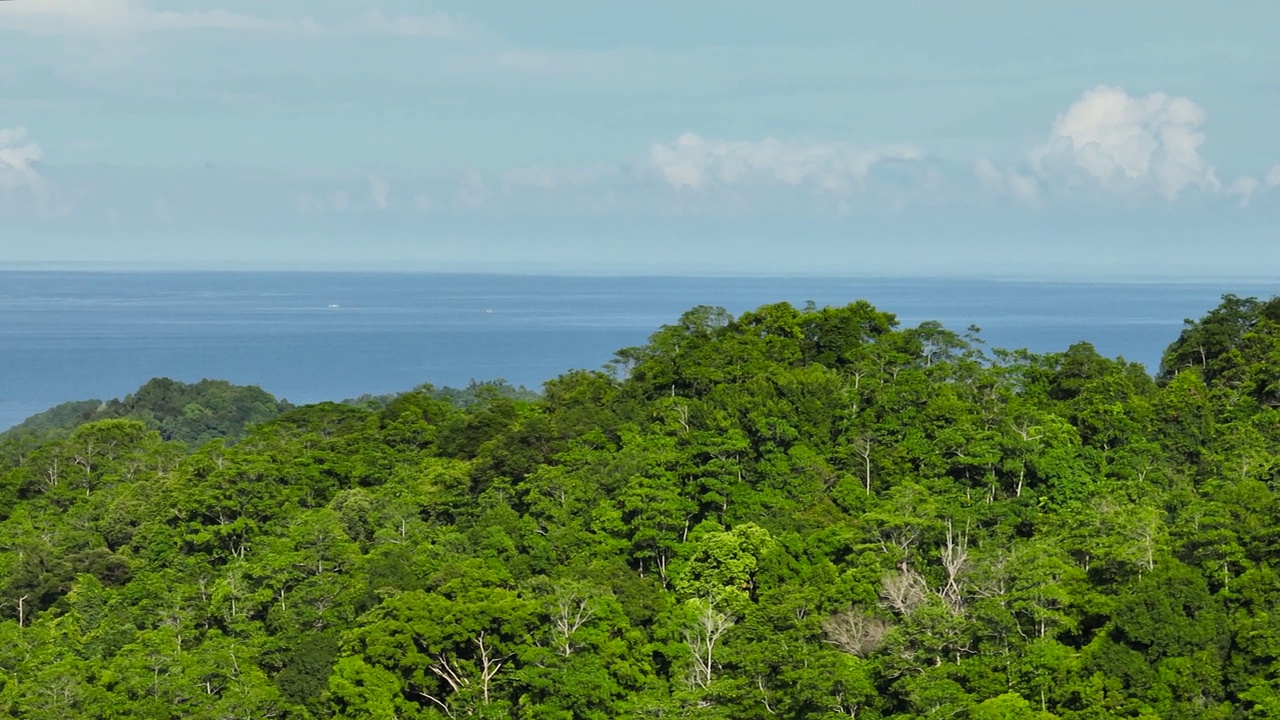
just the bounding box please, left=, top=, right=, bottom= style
left=1, top=0, right=1279, bottom=277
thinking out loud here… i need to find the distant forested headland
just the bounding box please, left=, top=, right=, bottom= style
left=1, top=294, right=1278, bottom=719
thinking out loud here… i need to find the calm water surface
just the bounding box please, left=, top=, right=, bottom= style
left=0, top=272, right=1274, bottom=429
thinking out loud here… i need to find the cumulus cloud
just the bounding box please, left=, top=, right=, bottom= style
left=1229, top=164, right=1280, bottom=207
left=1228, top=176, right=1260, bottom=207
left=367, top=175, right=391, bottom=209
left=648, top=133, right=923, bottom=193
left=1028, top=85, right=1220, bottom=200
left=973, top=157, right=1039, bottom=204
left=971, top=85, right=1280, bottom=207
left=1216, top=161, right=1280, bottom=208
left=290, top=175, right=397, bottom=215
left=0, top=126, right=48, bottom=197
left=0, top=0, right=315, bottom=36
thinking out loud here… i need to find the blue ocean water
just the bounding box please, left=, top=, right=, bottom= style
left=0, top=272, right=1274, bottom=430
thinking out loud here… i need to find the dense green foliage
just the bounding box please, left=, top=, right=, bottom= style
left=2, top=378, right=293, bottom=447
left=344, top=379, right=542, bottom=411
left=1, top=295, right=1279, bottom=719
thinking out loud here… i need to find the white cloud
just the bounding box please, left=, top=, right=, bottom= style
left=292, top=189, right=356, bottom=215
left=972, top=157, right=1003, bottom=189
left=1266, top=165, right=1280, bottom=190
left=500, top=165, right=618, bottom=193
left=0, top=126, right=48, bottom=196
left=1028, top=85, right=1220, bottom=200
left=648, top=133, right=923, bottom=193
left=1228, top=176, right=1260, bottom=207
left=291, top=176, right=396, bottom=215
left=1230, top=163, right=1280, bottom=206
left=0, top=0, right=313, bottom=36
left=504, top=168, right=558, bottom=191
left=146, top=11, right=283, bottom=32
left=368, top=175, right=391, bottom=210
left=361, top=11, right=476, bottom=39
left=0, top=2, right=485, bottom=40
left=1211, top=161, right=1280, bottom=208
left=973, top=157, right=1039, bottom=204
left=456, top=170, right=489, bottom=209
left=972, top=86, right=1280, bottom=207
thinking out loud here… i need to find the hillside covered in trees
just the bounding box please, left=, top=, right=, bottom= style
left=1, top=294, right=1279, bottom=719
left=2, top=378, right=294, bottom=447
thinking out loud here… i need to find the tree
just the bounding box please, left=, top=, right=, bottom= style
left=682, top=598, right=735, bottom=691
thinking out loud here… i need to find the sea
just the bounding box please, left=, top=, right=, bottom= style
left=0, top=272, right=1275, bottom=431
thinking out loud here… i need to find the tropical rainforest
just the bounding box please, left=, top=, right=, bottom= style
left=1, top=293, right=1279, bottom=720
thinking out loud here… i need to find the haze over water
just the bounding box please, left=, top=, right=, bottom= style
left=1, top=271, right=1274, bottom=430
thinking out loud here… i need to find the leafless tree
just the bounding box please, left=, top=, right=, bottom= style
left=1128, top=506, right=1163, bottom=575
left=41, top=455, right=61, bottom=493
left=550, top=588, right=596, bottom=657
left=939, top=519, right=969, bottom=614
left=853, top=436, right=874, bottom=495
left=422, top=656, right=465, bottom=719
left=821, top=607, right=892, bottom=657
left=756, top=675, right=777, bottom=715
left=474, top=632, right=506, bottom=706
left=684, top=599, right=735, bottom=690
left=422, top=632, right=509, bottom=718
left=219, top=567, right=248, bottom=621
left=880, top=568, right=928, bottom=616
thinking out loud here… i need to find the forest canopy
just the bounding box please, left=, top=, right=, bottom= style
left=0, top=293, right=1279, bottom=719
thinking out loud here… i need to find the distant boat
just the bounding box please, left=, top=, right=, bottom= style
left=328, top=304, right=341, bottom=309
left=484, top=308, right=493, bottom=314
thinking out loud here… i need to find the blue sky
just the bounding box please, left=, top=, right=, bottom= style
left=1, top=0, right=1278, bottom=276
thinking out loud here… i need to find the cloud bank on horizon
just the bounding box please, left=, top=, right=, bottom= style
left=2, top=0, right=1279, bottom=273
left=8, top=85, right=1276, bottom=218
